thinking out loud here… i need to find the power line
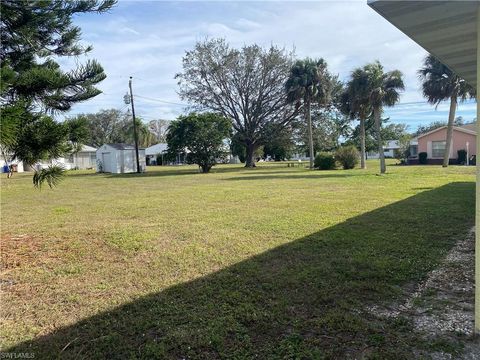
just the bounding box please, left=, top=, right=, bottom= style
left=134, top=94, right=189, bottom=107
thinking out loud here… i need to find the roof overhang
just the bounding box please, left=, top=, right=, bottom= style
left=368, top=0, right=479, bottom=87
left=417, top=125, right=477, bottom=139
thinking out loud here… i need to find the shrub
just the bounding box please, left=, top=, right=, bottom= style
left=457, top=149, right=467, bottom=164
left=314, top=152, right=336, bottom=170
left=418, top=152, right=428, bottom=164
left=335, top=146, right=359, bottom=170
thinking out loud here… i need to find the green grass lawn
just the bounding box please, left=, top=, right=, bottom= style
left=0, top=160, right=475, bottom=359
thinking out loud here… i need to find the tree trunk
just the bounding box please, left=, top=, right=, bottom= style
left=374, top=106, right=386, bottom=174
left=245, top=142, right=257, bottom=168
left=443, top=94, right=457, bottom=167
left=200, top=164, right=212, bottom=173
left=306, top=98, right=314, bottom=169
left=360, top=117, right=366, bottom=169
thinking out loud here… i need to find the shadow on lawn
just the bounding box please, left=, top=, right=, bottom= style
left=7, top=182, right=475, bottom=359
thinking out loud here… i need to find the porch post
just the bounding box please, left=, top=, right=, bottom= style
left=476, top=4, right=480, bottom=335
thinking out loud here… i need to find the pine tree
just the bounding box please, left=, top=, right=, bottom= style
left=0, top=0, right=115, bottom=187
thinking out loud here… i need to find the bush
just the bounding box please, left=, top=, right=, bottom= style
left=314, top=152, right=336, bottom=170
left=335, top=146, right=359, bottom=170
left=457, top=149, right=467, bottom=164
left=418, top=152, right=428, bottom=164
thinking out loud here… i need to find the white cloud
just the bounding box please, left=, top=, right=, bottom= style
left=64, top=1, right=475, bottom=125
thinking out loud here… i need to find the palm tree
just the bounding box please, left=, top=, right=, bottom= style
left=418, top=55, right=476, bottom=167
left=354, top=61, right=404, bottom=174
left=340, top=77, right=371, bottom=169
left=285, top=58, right=334, bottom=169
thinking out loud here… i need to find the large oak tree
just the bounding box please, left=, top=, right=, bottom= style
left=176, top=39, right=300, bottom=167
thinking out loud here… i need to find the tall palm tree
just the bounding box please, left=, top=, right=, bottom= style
left=418, top=54, right=476, bottom=167
left=354, top=61, right=404, bottom=174
left=285, top=58, right=334, bottom=169
left=340, top=76, right=371, bottom=169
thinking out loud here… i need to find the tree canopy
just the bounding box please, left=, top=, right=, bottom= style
left=0, top=0, right=115, bottom=187
left=70, top=109, right=156, bottom=148
left=166, top=113, right=231, bottom=173
left=176, top=38, right=300, bottom=167
left=295, top=108, right=351, bottom=156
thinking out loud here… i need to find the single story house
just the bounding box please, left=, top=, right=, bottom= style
left=145, top=143, right=168, bottom=165
left=24, top=145, right=98, bottom=171
left=96, top=143, right=146, bottom=173
left=68, top=145, right=97, bottom=169
left=410, top=125, right=476, bottom=164
left=367, top=140, right=400, bottom=159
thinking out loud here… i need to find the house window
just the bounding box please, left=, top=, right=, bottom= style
left=410, top=145, right=418, bottom=157
left=432, top=141, right=446, bottom=158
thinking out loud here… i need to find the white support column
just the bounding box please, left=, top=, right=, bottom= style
left=476, top=4, right=480, bottom=335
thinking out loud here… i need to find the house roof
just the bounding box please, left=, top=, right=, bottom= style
left=80, top=145, right=97, bottom=152
left=145, top=143, right=168, bottom=156
left=417, top=125, right=477, bottom=139
left=459, top=123, right=477, bottom=132
left=368, top=1, right=479, bottom=88
left=104, top=143, right=145, bottom=150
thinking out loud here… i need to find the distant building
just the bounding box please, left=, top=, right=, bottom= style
left=366, top=140, right=400, bottom=159
left=23, top=145, right=98, bottom=171
left=145, top=143, right=168, bottom=165
left=96, top=143, right=146, bottom=173
left=410, top=125, right=476, bottom=164
left=69, top=145, right=97, bottom=169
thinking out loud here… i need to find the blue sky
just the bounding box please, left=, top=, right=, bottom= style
left=65, top=0, right=477, bottom=132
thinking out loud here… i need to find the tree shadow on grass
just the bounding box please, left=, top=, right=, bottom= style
left=6, top=182, right=475, bottom=359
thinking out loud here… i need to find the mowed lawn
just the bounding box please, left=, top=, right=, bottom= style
left=0, top=161, right=475, bottom=359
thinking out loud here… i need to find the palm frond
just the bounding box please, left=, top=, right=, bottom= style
left=418, top=54, right=458, bottom=105
left=33, top=165, right=65, bottom=189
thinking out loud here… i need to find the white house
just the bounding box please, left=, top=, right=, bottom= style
left=69, top=145, right=97, bottom=169
left=96, top=143, right=146, bottom=174
left=367, top=140, right=400, bottom=159
left=145, top=143, right=168, bottom=165
left=24, top=145, right=97, bottom=171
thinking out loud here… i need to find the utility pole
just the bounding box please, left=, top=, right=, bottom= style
left=128, top=76, right=141, bottom=173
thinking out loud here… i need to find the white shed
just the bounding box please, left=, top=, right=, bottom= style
left=96, top=143, right=146, bottom=174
